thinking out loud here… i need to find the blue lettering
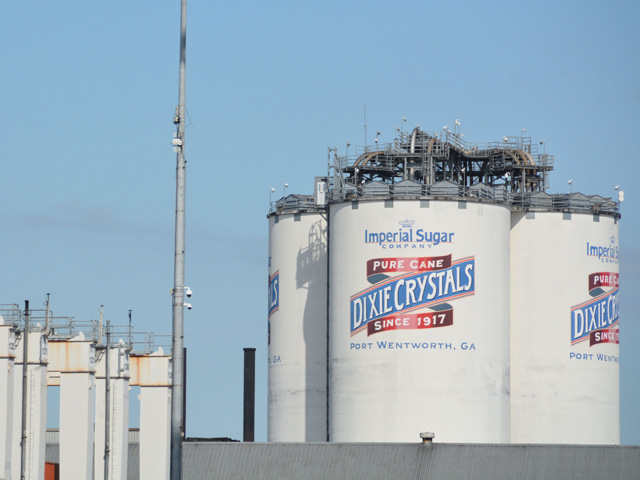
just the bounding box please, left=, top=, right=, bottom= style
left=571, top=289, right=619, bottom=344
left=350, top=258, right=475, bottom=333
left=268, top=272, right=280, bottom=318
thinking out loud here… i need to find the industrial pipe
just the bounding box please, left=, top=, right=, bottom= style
left=243, top=348, right=256, bottom=442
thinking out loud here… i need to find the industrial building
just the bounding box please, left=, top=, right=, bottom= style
left=0, top=122, right=632, bottom=479
left=268, top=124, right=621, bottom=445
left=0, top=305, right=171, bottom=480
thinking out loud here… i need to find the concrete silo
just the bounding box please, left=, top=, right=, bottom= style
left=510, top=197, right=620, bottom=444
left=328, top=197, right=510, bottom=442
left=267, top=188, right=328, bottom=442
left=267, top=125, right=621, bottom=445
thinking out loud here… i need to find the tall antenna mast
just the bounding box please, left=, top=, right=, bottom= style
left=364, top=103, right=367, bottom=151
left=170, top=0, right=187, bottom=478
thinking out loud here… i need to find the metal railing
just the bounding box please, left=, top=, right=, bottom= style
left=326, top=180, right=620, bottom=214
left=0, top=304, right=22, bottom=326
left=0, top=310, right=171, bottom=354
left=269, top=194, right=323, bottom=215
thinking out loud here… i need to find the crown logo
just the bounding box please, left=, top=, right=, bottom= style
left=399, top=219, right=415, bottom=228
left=610, top=236, right=616, bottom=244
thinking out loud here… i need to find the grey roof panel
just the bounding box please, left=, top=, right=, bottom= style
left=429, top=181, right=462, bottom=196
left=363, top=181, right=390, bottom=195
left=43, top=441, right=640, bottom=480
left=182, top=442, right=640, bottom=480
left=394, top=180, right=423, bottom=195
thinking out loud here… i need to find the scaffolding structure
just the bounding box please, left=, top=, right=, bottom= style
left=266, top=125, right=618, bottom=217
left=331, top=127, right=554, bottom=196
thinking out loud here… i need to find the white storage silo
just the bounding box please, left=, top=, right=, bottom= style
left=267, top=205, right=327, bottom=442
left=328, top=198, right=511, bottom=443
left=266, top=124, right=622, bottom=446
left=510, top=210, right=620, bottom=444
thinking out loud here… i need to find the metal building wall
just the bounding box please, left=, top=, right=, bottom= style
left=328, top=199, right=511, bottom=442
left=510, top=210, right=620, bottom=444
left=267, top=211, right=327, bottom=441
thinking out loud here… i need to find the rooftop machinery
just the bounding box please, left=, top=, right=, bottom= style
left=267, top=122, right=621, bottom=445
left=332, top=126, right=554, bottom=196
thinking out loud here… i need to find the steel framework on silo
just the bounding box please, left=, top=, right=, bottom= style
left=330, top=127, right=555, bottom=196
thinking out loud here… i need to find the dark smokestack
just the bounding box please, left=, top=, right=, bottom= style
left=243, top=348, right=256, bottom=442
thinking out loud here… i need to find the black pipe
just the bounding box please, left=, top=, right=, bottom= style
left=243, top=348, right=256, bottom=442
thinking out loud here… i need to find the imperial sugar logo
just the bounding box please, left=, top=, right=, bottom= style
left=571, top=272, right=619, bottom=347
left=350, top=254, right=475, bottom=336
left=586, top=236, right=619, bottom=264
left=364, top=219, right=454, bottom=250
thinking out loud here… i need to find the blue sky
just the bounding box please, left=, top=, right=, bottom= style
left=2, top=1, right=639, bottom=443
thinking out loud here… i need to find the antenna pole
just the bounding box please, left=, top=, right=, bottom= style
left=44, top=293, right=51, bottom=335
left=364, top=103, right=367, bottom=152
left=99, top=305, right=104, bottom=345
left=171, top=0, right=187, bottom=478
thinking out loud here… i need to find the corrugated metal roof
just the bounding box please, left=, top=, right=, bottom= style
left=42, top=440, right=640, bottom=480
left=181, top=442, right=640, bottom=480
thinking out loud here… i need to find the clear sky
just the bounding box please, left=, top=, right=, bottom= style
left=2, top=1, right=639, bottom=443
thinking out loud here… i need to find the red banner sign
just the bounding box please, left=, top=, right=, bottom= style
left=589, top=328, right=619, bottom=347
left=588, top=272, right=619, bottom=292
left=366, top=255, right=452, bottom=284
left=366, top=308, right=453, bottom=336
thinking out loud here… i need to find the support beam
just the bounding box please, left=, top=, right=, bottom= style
left=94, top=343, right=130, bottom=480
left=0, top=319, right=16, bottom=480
left=131, top=350, right=172, bottom=480
left=11, top=329, right=48, bottom=480
left=48, top=334, right=97, bottom=479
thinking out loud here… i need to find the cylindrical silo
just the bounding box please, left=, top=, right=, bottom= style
left=267, top=205, right=327, bottom=442
left=510, top=209, right=620, bottom=444
left=328, top=198, right=511, bottom=443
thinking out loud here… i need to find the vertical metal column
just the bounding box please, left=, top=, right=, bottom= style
left=58, top=337, right=96, bottom=480
left=105, top=321, right=111, bottom=480
left=170, top=0, right=187, bottom=478
left=243, top=348, right=256, bottom=442
left=0, top=315, right=16, bottom=480
left=326, top=207, right=331, bottom=442
left=20, top=301, right=28, bottom=480
left=136, top=350, right=172, bottom=480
